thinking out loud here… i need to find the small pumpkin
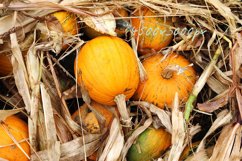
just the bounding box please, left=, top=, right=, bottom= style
left=126, top=127, right=171, bottom=161
left=41, top=11, right=78, bottom=50
left=72, top=101, right=114, bottom=134
left=131, top=7, right=173, bottom=55
left=0, top=115, right=30, bottom=161
left=0, top=54, right=12, bottom=76
left=52, top=11, right=78, bottom=37
left=134, top=53, right=196, bottom=108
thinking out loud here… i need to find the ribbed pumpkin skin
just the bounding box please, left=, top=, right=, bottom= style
left=131, top=8, right=173, bottom=55
left=0, top=116, right=30, bottom=161
left=134, top=53, right=196, bottom=108
left=127, top=127, right=171, bottom=161
left=75, top=36, right=140, bottom=105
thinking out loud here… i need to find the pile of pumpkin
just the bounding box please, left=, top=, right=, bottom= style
left=0, top=7, right=199, bottom=161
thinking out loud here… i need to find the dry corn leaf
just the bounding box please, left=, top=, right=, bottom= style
left=185, top=150, right=208, bottom=161
left=31, top=133, right=104, bottom=161
left=131, top=101, right=172, bottom=133
left=149, top=104, right=172, bottom=133
left=209, top=123, right=241, bottom=161
left=168, top=93, right=185, bottom=161
left=196, top=110, right=232, bottom=153
left=197, top=90, right=229, bottom=112
left=98, top=118, right=124, bottom=161
left=229, top=125, right=242, bottom=161
left=35, top=22, right=62, bottom=53
left=26, top=44, right=42, bottom=152
left=54, top=113, right=73, bottom=143
left=40, top=83, right=61, bottom=161
left=205, top=0, right=241, bottom=34
left=0, top=108, right=24, bottom=121
left=10, top=33, right=31, bottom=112
left=207, top=76, right=228, bottom=94
left=26, top=45, right=39, bottom=90
left=0, top=10, right=53, bottom=38
left=28, top=0, right=60, bottom=3
left=82, top=7, right=116, bottom=36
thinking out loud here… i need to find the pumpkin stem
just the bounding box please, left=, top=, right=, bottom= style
left=114, top=94, right=131, bottom=127
left=161, top=65, right=179, bottom=79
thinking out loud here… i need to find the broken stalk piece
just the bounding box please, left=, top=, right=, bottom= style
left=184, top=46, right=223, bottom=121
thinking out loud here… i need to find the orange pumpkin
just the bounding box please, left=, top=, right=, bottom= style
left=0, top=115, right=30, bottom=161
left=131, top=7, right=173, bottom=55
left=75, top=36, right=139, bottom=106
left=0, top=54, right=12, bottom=76
left=41, top=11, right=78, bottom=50
left=134, top=53, right=196, bottom=108
left=72, top=102, right=114, bottom=134
left=52, top=11, right=78, bottom=37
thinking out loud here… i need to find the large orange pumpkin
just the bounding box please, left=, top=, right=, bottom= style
left=0, top=115, right=30, bottom=161
left=75, top=36, right=139, bottom=106
left=131, top=7, right=173, bottom=55
left=134, top=53, right=196, bottom=108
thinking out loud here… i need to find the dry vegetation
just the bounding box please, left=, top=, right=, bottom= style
left=0, top=0, right=241, bottom=161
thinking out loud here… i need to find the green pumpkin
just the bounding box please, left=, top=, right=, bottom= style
left=127, top=127, right=171, bottom=161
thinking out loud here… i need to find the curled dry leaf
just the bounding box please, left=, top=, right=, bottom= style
left=197, top=90, right=229, bottom=112
left=35, top=22, right=62, bottom=54
left=131, top=101, right=172, bottom=133
left=0, top=108, right=24, bottom=121
left=10, top=33, right=31, bottom=113
left=82, top=7, right=116, bottom=37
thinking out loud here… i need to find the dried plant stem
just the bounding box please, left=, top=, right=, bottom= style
left=114, top=94, right=131, bottom=127
left=185, top=46, right=223, bottom=121
left=130, top=31, right=147, bottom=82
